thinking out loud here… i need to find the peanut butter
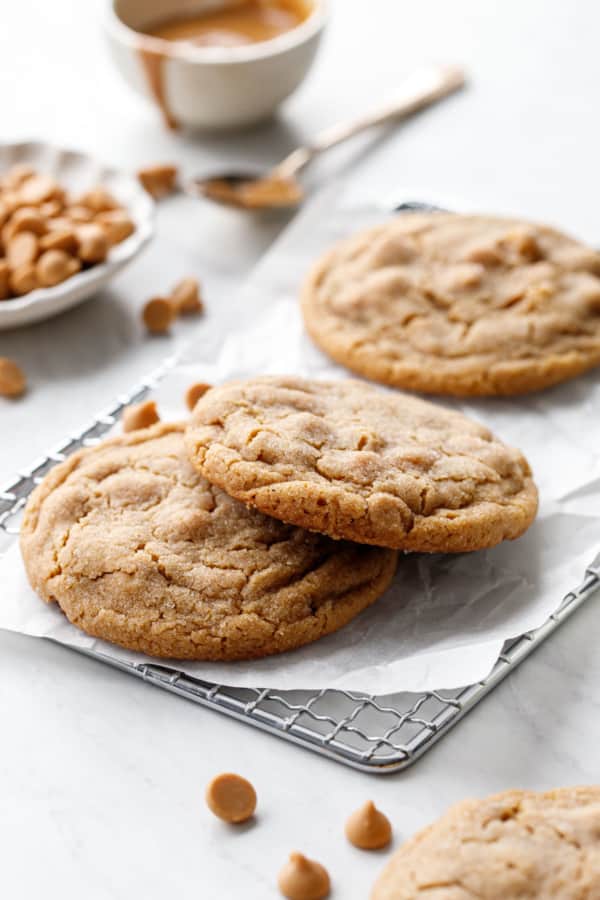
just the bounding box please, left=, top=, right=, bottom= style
left=202, top=174, right=303, bottom=210
left=145, top=0, right=311, bottom=49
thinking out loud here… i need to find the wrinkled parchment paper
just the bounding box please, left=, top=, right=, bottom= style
left=2, top=189, right=600, bottom=693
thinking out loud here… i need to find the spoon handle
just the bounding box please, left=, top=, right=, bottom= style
left=274, top=64, right=465, bottom=179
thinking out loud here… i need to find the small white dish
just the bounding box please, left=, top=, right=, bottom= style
left=105, top=0, right=328, bottom=131
left=0, top=141, right=154, bottom=331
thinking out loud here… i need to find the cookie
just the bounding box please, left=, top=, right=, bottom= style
left=371, top=786, right=600, bottom=899
left=301, top=213, right=600, bottom=396
left=185, top=376, right=538, bottom=552
left=20, top=423, right=397, bottom=660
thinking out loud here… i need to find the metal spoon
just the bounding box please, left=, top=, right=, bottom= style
left=187, top=63, right=465, bottom=211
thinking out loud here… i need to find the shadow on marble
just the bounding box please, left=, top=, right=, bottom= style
left=0, top=288, right=139, bottom=382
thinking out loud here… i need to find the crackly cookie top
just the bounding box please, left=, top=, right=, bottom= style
left=185, top=376, right=538, bottom=552
left=371, top=787, right=600, bottom=899
left=301, top=213, right=600, bottom=396
left=20, top=423, right=397, bottom=661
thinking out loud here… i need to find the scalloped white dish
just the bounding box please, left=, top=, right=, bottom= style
left=0, top=141, right=155, bottom=330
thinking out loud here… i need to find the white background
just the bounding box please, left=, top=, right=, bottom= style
left=2, top=2, right=600, bottom=897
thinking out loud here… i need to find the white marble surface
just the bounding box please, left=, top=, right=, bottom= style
left=2, top=1, right=600, bottom=897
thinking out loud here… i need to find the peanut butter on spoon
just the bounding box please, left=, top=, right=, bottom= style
left=200, top=173, right=303, bottom=210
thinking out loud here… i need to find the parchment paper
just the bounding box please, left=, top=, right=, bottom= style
left=2, top=189, right=600, bottom=694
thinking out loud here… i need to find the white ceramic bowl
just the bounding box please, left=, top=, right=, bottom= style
left=105, top=0, right=328, bottom=131
left=0, top=141, right=154, bottom=331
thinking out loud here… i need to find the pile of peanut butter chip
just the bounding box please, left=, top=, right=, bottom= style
left=0, top=163, right=135, bottom=300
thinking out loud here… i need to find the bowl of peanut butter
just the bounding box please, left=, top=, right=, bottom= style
left=106, top=0, right=327, bottom=130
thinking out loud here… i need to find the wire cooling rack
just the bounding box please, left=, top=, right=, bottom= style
left=2, top=358, right=600, bottom=774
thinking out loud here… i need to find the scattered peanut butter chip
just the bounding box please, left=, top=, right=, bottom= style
left=278, top=853, right=330, bottom=900
left=121, top=400, right=160, bottom=432
left=205, top=772, right=257, bottom=824
left=345, top=800, right=392, bottom=850
left=0, top=357, right=26, bottom=397
left=137, top=164, right=178, bottom=199
left=185, top=381, right=212, bottom=411
left=171, top=276, right=203, bottom=314
left=143, top=296, right=175, bottom=334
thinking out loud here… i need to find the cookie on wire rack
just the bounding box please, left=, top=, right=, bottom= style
left=20, top=422, right=397, bottom=661
left=301, top=212, right=600, bottom=396
left=185, top=375, right=538, bottom=553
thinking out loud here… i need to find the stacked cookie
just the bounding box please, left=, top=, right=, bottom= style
left=20, top=375, right=537, bottom=661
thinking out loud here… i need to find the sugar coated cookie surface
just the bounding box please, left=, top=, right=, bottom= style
left=185, top=376, right=537, bottom=552
left=371, top=786, right=600, bottom=899
left=301, top=213, right=600, bottom=396
left=20, top=423, right=397, bottom=660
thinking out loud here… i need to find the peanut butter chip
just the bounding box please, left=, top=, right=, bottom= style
left=9, top=263, right=38, bottom=295
left=171, top=277, right=203, bottom=314
left=36, top=250, right=80, bottom=287
left=345, top=801, right=392, bottom=850
left=0, top=357, right=26, bottom=397
left=3, top=163, right=35, bottom=189
left=96, top=210, right=135, bottom=245
left=76, top=224, right=109, bottom=263
left=19, top=174, right=62, bottom=206
left=205, top=773, right=257, bottom=824
left=77, top=186, right=118, bottom=212
left=143, top=297, right=175, bottom=334
left=137, top=164, right=178, bottom=199
left=39, top=228, right=78, bottom=254
left=7, top=230, right=39, bottom=267
left=278, top=853, right=330, bottom=900
left=185, top=382, right=212, bottom=411
left=0, top=260, right=9, bottom=300
left=69, top=205, right=94, bottom=223
left=5, top=206, right=47, bottom=239
left=121, top=400, right=160, bottom=433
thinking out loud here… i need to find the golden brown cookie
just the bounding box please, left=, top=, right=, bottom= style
left=185, top=376, right=537, bottom=553
left=20, top=423, right=397, bottom=660
left=301, top=213, right=600, bottom=396
left=371, top=786, right=600, bottom=899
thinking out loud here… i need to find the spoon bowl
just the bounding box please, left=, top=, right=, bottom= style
left=187, top=170, right=304, bottom=210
